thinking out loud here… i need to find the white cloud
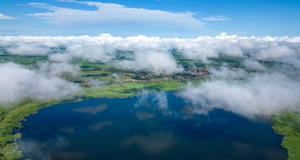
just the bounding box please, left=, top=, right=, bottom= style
left=0, top=33, right=299, bottom=74
left=276, top=56, right=300, bottom=70
left=65, top=42, right=115, bottom=63
left=37, top=61, right=80, bottom=77
left=6, top=44, right=51, bottom=56
left=201, top=15, right=231, bottom=21
left=256, top=45, right=296, bottom=60
left=48, top=53, right=72, bottom=63
left=243, top=60, right=266, bottom=71
left=178, top=68, right=300, bottom=119
left=0, top=33, right=299, bottom=119
left=209, top=65, right=247, bottom=79
left=28, top=1, right=204, bottom=29
left=116, top=51, right=183, bottom=74
left=0, top=62, right=81, bottom=106
left=0, top=13, right=17, bottom=20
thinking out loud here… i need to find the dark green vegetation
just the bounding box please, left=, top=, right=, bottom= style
left=0, top=53, right=298, bottom=159
left=0, top=54, right=48, bottom=65
left=272, top=111, right=300, bottom=160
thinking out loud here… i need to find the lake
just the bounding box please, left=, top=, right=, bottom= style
left=17, top=91, right=287, bottom=160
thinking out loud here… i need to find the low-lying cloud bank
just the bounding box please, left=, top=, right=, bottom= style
left=0, top=62, right=81, bottom=106
left=1, top=33, right=300, bottom=73
left=37, top=61, right=80, bottom=77
left=0, top=33, right=300, bottom=117
left=178, top=65, right=300, bottom=118
left=116, top=51, right=183, bottom=74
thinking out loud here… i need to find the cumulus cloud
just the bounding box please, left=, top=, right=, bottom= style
left=201, top=15, right=231, bottom=21
left=0, top=33, right=299, bottom=73
left=37, top=61, right=80, bottom=77
left=276, top=56, right=300, bottom=70
left=243, top=60, right=266, bottom=71
left=6, top=44, right=51, bottom=56
left=64, top=41, right=115, bottom=62
left=116, top=51, right=183, bottom=74
left=48, top=53, right=72, bottom=63
left=0, top=62, right=81, bottom=106
left=256, top=45, right=296, bottom=60
left=209, top=64, right=247, bottom=79
left=178, top=67, right=300, bottom=118
left=28, top=1, right=204, bottom=29
left=0, top=33, right=299, bottom=121
left=0, top=13, right=17, bottom=20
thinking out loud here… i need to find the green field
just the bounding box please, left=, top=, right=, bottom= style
left=272, top=111, right=300, bottom=160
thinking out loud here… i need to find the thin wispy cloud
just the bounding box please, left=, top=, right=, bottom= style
left=27, top=1, right=205, bottom=29
left=0, top=13, right=17, bottom=20
left=202, top=15, right=231, bottom=21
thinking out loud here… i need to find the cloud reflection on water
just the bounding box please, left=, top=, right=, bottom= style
left=72, top=103, right=107, bottom=115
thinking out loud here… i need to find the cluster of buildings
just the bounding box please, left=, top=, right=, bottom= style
left=118, top=67, right=210, bottom=83
left=81, top=67, right=211, bottom=86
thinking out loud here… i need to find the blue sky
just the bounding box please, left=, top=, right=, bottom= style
left=0, top=0, right=299, bottom=37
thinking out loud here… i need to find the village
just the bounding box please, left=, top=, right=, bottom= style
left=121, top=66, right=211, bottom=83
left=81, top=66, right=211, bottom=87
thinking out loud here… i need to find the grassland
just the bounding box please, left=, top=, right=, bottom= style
left=272, top=111, right=300, bottom=160
left=82, top=81, right=185, bottom=98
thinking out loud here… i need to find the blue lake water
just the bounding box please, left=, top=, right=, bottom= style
left=17, top=91, right=287, bottom=160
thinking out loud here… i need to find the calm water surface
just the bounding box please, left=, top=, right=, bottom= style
left=17, top=91, right=287, bottom=160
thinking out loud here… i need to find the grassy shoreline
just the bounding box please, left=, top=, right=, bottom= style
left=272, top=111, right=300, bottom=160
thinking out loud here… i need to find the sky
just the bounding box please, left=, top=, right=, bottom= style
left=0, top=0, right=299, bottom=37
